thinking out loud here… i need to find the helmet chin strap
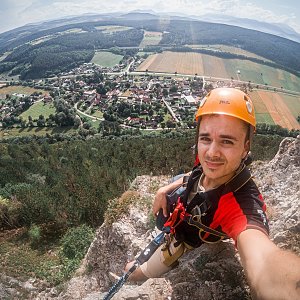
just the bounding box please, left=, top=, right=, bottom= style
left=242, top=152, right=253, bottom=166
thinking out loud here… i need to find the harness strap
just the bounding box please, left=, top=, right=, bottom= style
left=162, top=241, right=185, bottom=267
left=163, top=164, right=252, bottom=241
left=223, top=164, right=252, bottom=193
left=164, top=199, right=187, bottom=233
left=186, top=215, right=227, bottom=238
left=164, top=200, right=227, bottom=239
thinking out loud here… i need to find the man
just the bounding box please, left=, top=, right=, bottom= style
left=125, top=88, right=300, bottom=300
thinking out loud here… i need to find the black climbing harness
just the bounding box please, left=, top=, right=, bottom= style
left=156, top=164, right=252, bottom=243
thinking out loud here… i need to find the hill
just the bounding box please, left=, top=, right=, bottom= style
left=197, top=13, right=300, bottom=44
left=0, top=13, right=300, bottom=79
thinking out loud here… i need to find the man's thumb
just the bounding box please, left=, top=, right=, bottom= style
left=163, top=207, right=168, bottom=218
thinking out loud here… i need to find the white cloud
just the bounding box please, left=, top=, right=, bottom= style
left=0, top=0, right=299, bottom=34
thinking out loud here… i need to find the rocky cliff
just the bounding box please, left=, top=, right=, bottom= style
left=3, top=136, right=300, bottom=300
left=49, top=135, right=299, bottom=300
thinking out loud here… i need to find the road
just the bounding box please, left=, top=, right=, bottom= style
left=74, top=102, right=103, bottom=121
left=162, top=97, right=180, bottom=123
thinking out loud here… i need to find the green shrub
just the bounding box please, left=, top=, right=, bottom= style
left=28, top=224, right=41, bottom=245
left=59, top=224, right=95, bottom=260
left=0, top=195, right=22, bottom=228
left=104, top=191, right=140, bottom=224
left=55, top=224, right=94, bottom=280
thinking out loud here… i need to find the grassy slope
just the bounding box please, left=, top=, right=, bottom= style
left=223, top=59, right=300, bottom=92
left=91, top=51, right=123, bottom=67
left=20, top=101, right=56, bottom=120
left=139, top=31, right=163, bottom=48
left=0, top=86, right=48, bottom=97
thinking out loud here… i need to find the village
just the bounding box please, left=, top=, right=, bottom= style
left=0, top=59, right=243, bottom=131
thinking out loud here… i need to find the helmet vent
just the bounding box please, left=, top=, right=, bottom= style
left=246, top=101, right=253, bottom=113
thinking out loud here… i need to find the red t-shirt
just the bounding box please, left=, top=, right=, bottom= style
left=174, top=167, right=269, bottom=247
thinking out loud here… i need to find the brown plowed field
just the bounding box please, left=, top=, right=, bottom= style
left=137, top=51, right=205, bottom=75
left=138, top=53, right=160, bottom=71
left=250, top=91, right=269, bottom=114
left=256, top=90, right=300, bottom=130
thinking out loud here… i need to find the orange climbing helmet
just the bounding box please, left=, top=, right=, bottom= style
left=196, top=88, right=256, bottom=129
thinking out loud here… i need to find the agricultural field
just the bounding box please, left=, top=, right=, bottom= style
left=95, top=25, right=132, bottom=34
left=250, top=90, right=300, bottom=130
left=188, top=44, right=269, bottom=61
left=137, top=51, right=205, bottom=75
left=0, top=86, right=48, bottom=97
left=0, top=52, right=11, bottom=62
left=139, top=31, right=163, bottom=48
left=137, top=51, right=300, bottom=92
left=224, top=60, right=300, bottom=92
left=250, top=91, right=275, bottom=125
left=91, top=51, right=123, bottom=67
left=20, top=101, right=56, bottom=120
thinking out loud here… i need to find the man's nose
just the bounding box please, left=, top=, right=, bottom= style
left=207, top=141, right=221, bottom=158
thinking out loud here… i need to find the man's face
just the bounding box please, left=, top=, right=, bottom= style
left=197, top=114, right=249, bottom=188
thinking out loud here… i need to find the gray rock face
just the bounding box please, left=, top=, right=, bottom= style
left=251, top=135, right=300, bottom=253
left=69, top=174, right=252, bottom=300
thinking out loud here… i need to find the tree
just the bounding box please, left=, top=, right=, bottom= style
left=82, top=122, right=91, bottom=130
left=166, top=120, right=176, bottom=128
left=37, top=115, right=45, bottom=127
left=74, top=116, right=82, bottom=128
left=20, top=117, right=27, bottom=128
left=55, top=111, right=67, bottom=126
left=148, top=109, right=154, bottom=117
left=170, top=85, right=177, bottom=93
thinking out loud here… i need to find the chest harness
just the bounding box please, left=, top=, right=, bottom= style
left=160, top=164, right=252, bottom=242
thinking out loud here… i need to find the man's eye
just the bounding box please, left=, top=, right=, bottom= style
left=223, top=140, right=233, bottom=145
left=199, top=137, right=210, bottom=142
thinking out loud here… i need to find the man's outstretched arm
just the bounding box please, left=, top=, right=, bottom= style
left=237, top=229, right=300, bottom=300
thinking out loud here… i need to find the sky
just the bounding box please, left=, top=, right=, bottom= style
left=0, top=0, right=299, bottom=34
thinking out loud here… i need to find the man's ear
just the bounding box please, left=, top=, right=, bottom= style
left=243, top=140, right=250, bottom=159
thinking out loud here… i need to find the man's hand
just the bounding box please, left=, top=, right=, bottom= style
left=124, top=261, right=148, bottom=282
left=152, top=175, right=188, bottom=218
left=153, top=186, right=169, bottom=217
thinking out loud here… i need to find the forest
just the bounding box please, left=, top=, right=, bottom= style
left=1, top=28, right=143, bottom=79
left=0, top=15, right=300, bottom=79
left=0, top=131, right=283, bottom=231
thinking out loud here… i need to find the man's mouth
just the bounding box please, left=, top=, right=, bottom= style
left=205, top=160, right=224, bottom=169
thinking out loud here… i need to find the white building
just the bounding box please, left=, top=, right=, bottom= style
left=183, top=95, right=197, bottom=106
